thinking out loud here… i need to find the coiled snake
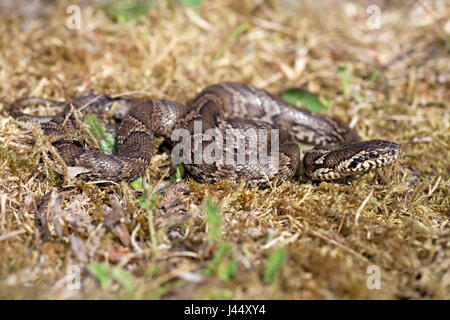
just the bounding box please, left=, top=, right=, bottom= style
left=10, top=82, right=400, bottom=186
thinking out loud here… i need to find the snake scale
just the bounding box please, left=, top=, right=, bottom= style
left=10, top=82, right=400, bottom=186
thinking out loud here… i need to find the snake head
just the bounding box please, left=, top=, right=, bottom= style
left=343, top=140, right=400, bottom=171
left=304, top=140, right=400, bottom=180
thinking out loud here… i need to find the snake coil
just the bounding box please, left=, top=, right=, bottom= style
left=10, top=82, right=400, bottom=186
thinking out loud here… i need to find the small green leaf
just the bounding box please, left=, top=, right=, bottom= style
left=176, top=164, right=185, bottom=179
left=84, top=114, right=105, bottom=139
left=100, top=137, right=115, bottom=154
left=169, top=164, right=185, bottom=183
left=205, top=196, right=221, bottom=242
left=87, top=263, right=134, bottom=290
left=138, top=188, right=149, bottom=210
left=130, top=176, right=143, bottom=191
left=282, top=89, right=329, bottom=114
left=336, top=64, right=347, bottom=75
left=319, top=97, right=333, bottom=110
left=84, top=114, right=115, bottom=154
left=180, top=0, right=203, bottom=9
left=138, top=189, right=158, bottom=212
left=263, top=247, right=287, bottom=284
left=104, top=0, right=153, bottom=22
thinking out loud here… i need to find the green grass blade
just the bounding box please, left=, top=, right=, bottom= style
left=180, top=0, right=203, bottom=9
left=87, top=263, right=134, bottom=291
left=203, top=243, right=231, bottom=276
left=205, top=196, right=221, bottom=242
left=263, top=247, right=286, bottom=284
left=336, top=63, right=353, bottom=99
left=213, top=22, right=250, bottom=62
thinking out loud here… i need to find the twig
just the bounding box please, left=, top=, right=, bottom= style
left=130, top=223, right=143, bottom=254
left=0, top=229, right=26, bottom=242
left=111, top=91, right=153, bottom=98
left=355, top=190, right=373, bottom=226
left=309, top=230, right=370, bottom=263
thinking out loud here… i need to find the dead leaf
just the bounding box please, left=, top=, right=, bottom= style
left=103, top=196, right=130, bottom=247
left=69, top=234, right=87, bottom=263
left=66, top=166, right=92, bottom=178
left=108, top=246, right=138, bottom=265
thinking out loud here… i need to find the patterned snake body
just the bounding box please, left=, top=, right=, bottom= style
left=10, top=82, right=400, bottom=185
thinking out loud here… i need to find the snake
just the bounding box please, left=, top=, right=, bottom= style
left=10, top=82, right=400, bottom=186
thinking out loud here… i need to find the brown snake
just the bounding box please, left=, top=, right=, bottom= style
left=10, top=82, right=400, bottom=186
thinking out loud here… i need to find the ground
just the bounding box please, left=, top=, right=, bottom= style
left=0, top=0, right=448, bottom=299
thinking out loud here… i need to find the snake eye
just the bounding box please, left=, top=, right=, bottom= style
left=369, top=151, right=379, bottom=158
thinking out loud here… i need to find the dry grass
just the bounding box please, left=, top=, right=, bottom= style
left=0, top=0, right=449, bottom=299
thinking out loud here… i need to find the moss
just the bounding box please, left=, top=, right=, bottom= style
left=0, top=149, right=36, bottom=179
